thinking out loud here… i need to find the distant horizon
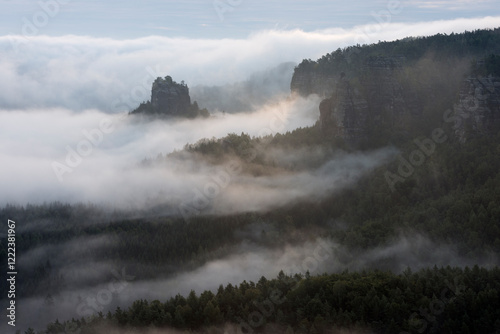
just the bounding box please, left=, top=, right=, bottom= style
left=1, top=16, right=500, bottom=114
left=1, top=0, right=500, bottom=39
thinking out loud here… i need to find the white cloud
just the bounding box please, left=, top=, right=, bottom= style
left=408, top=0, right=495, bottom=10
left=0, top=95, right=397, bottom=213
left=0, top=16, right=499, bottom=111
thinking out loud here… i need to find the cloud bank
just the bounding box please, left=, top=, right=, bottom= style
left=0, top=16, right=499, bottom=111
left=0, top=94, right=397, bottom=214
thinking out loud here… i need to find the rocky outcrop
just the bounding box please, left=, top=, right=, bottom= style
left=453, top=76, right=500, bottom=142
left=290, top=71, right=336, bottom=98
left=151, top=76, right=191, bottom=115
left=294, top=29, right=500, bottom=145
left=130, top=76, right=209, bottom=119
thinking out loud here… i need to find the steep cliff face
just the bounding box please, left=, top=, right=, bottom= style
left=362, top=57, right=421, bottom=119
left=453, top=76, right=500, bottom=142
left=319, top=78, right=368, bottom=143
left=293, top=29, right=500, bottom=145
left=290, top=71, right=336, bottom=98
left=290, top=49, right=358, bottom=98
left=317, top=57, right=422, bottom=144
left=151, top=76, right=191, bottom=115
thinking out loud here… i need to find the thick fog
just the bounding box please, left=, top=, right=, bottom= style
left=190, top=62, right=297, bottom=113
left=0, top=94, right=398, bottom=214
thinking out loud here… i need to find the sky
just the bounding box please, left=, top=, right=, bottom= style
left=1, top=0, right=499, bottom=39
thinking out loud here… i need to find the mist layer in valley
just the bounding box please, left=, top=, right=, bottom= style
left=4, top=222, right=497, bottom=332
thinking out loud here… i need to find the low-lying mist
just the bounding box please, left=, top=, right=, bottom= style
left=6, top=229, right=497, bottom=333
left=190, top=62, right=297, bottom=113
left=0, top=94, right=396, bottom=216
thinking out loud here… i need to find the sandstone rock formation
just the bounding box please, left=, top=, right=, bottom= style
left=151, top=76, right=191, bottom=115
left=130, top=76, right=209, bottom=119
left=290, top=70, right=336, bottom=98
left=317, top=57, right=421, bottom=144
left=319, top=77, right=368, bottom=143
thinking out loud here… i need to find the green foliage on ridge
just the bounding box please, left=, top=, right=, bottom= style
left=44, top=266, right=500, bottom=333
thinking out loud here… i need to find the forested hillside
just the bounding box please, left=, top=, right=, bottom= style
left=44, top=267, right=500, bottom=334
left=291, top=28, right=500, bottom=97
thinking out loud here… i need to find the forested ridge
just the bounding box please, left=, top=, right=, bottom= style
left=293, top=28, right=500, bottom=81
left=44, top=267, right=500, bottom=333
